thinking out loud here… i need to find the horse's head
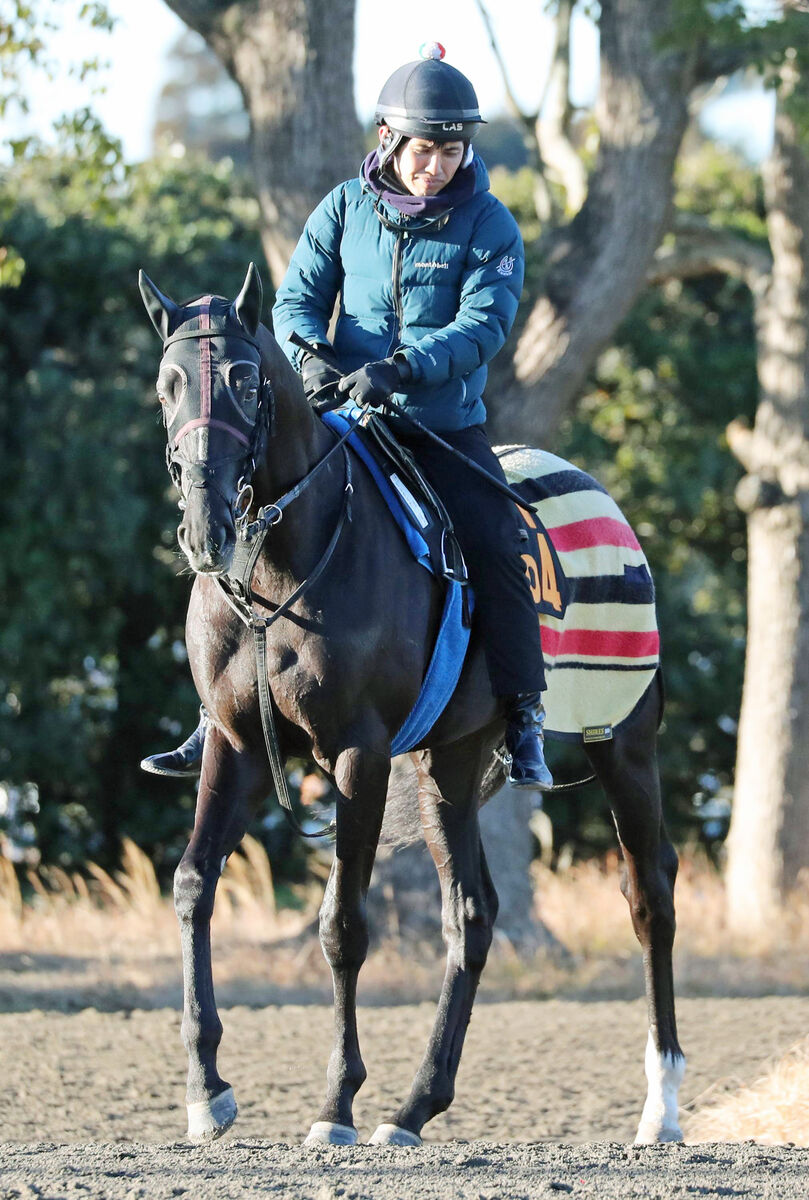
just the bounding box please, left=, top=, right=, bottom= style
left=139, top=264, right=272, bottom=575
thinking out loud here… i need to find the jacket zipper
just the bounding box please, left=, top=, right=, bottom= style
left=390, top=229, right=407, bottom=352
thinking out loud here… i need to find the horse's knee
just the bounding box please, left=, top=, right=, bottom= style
left=319, top=899, right=369, bottom=972
left=442, top=893, right=494, bottom=972
left=625, top=867, right=676, bottom=947
left=174, top=857, right=218, bottom=925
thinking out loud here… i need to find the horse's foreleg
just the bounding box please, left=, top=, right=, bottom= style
left=305, top=746, right=389, bottom=1147
left=173, top=727, right=265, bottom=1142
left=586, top=684, right=685, bottom=1144
left=370, top=739, right=496, bottom=1147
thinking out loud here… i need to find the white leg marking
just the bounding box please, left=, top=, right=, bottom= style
left=304, top=1121, right=358, bottom=1146
left=634, top=1031, right=686, bottom=1144
left=368, top=1123, right=422, bottom=1147
left=186, top=1086, right=237, bottom=1141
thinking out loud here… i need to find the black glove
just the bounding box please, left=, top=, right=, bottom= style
left=300, top=344, right=342, bottom=401
left=337, top=356, right=412, bottom=407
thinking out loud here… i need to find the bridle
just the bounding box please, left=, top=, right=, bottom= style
left=161, top=318, right=275, bottom=527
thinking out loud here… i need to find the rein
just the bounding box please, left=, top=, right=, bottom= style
left=216, top=441, right=357, bottom=841
left=216, top=414, right=365, bottom=840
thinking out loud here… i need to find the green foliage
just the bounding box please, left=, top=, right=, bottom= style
left=542, top=147, right=761, bottom=855
left=0, top=1, right=115, bottom=118
left=0, top=130, right=265, bottom=871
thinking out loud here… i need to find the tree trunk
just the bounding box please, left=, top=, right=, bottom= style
left=724, top=65, right=809, bottom=938
left=488, top=0, right=696, bottom=445
left=161, top=0, right=363, bottom=287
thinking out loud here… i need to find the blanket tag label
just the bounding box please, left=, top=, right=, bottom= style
left=583, top=724, right=613, bottom=743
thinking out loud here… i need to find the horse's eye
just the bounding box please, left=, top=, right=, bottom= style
left=229, top=365, right=259, bottom=409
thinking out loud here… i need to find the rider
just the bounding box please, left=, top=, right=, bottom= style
left=143, top=44, right=552, bottom=789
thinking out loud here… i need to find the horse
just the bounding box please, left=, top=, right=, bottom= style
left=138, top=262, right=685, bottom=1147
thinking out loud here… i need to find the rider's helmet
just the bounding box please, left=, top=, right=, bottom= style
left=375, top=43, right=485, bottom=171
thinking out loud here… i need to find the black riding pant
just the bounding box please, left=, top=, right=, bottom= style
left=396, top=423, right=546, bottom=698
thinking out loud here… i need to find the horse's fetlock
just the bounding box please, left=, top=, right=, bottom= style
left=328, top=1053, right=366, bottom=1096
left=427, top=1079, right=455, bottom=1118
left=181, top=1013, right=223, bottom=1056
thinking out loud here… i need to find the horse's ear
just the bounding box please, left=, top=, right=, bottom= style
left=138, top=270, right=180, bottom=341
left=232, top=262, right=263, bottom=337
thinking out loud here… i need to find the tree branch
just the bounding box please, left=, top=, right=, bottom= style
left=472, top=0, right=537, bottom=129
left=489, top=0, right=698, bottom=446
left=535, top=0, right=588, bottom=215
left=648, top=217, right=772, bottom=289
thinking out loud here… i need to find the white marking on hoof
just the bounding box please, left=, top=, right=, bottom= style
left=186, top=1086, right=237, bottom=1142
left=634, top=1032, right=686, bottom=1144
left=304, top=1121, right=358, bottom=1146
left=368, top=1123, right=422, bottom=1147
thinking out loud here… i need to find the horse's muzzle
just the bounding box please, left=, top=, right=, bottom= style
left=177, top=486, right=236, bottom=575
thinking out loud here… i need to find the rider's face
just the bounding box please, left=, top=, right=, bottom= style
left=383, top=131, right=465, bottom=197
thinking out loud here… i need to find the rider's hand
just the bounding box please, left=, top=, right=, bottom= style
left=300, top=344, right=342, bottom=401
left=337, top=356, right=412, bottom=407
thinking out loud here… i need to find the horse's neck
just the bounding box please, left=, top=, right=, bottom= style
left=255, top=322, right=333, bottom=500
left=249, top=323, right=341, bottom=580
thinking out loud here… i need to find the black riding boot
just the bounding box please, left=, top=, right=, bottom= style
left=140, top=708, right=208, bottom=778
left=504, top=692, right=553, bottom=790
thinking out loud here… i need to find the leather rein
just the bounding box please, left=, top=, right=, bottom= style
left=163, top=323, right=366, bottom=838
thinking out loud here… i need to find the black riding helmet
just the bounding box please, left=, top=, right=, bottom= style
left=375, top=43, right=485, bottom=171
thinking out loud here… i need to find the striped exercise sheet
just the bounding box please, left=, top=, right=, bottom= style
left=498, top=446, right=660, bottom=742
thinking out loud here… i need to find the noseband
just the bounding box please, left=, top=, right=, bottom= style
left=162, top=320, right=275, bottom=524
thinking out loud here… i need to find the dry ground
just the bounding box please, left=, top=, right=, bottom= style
left=2, top=846, right=809, bottom=1198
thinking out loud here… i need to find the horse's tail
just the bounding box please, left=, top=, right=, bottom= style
left=379, top=750, right=508, bottom=847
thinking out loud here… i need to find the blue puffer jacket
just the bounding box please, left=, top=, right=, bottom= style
left=271, top=155, right=524, bottom=432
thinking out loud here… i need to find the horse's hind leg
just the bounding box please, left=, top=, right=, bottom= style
left=585, top=678, right=685, bottom=1144
left=305, top=745, right=390, bottom=1146
left=173, top=726, right=266, bottom=1141
left=369, top=735, right=497, bottom=1147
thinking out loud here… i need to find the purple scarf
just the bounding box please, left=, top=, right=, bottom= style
left=361, top=149, right=478, bottom=218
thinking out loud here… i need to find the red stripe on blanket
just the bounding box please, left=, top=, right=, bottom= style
left=548, top=517, right=641, bottom=552
left=540, top=627, right=659, bottom=658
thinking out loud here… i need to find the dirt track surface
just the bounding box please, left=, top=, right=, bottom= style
left=2, top=1140, right=807, bottom=1200
left=1, top=997, right=808, bottom=1198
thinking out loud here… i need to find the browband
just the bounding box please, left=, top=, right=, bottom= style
left=163, top=325, right=261, bottom=351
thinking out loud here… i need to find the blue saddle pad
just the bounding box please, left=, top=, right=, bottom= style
left=322, top=407, right=472, bottom=753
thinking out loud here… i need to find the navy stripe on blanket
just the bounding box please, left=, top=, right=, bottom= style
left=511, top=470, right=609, bottom=503
left=567, top=570, right=655, bottom=606
left=546, top=661, right=660, bottom=672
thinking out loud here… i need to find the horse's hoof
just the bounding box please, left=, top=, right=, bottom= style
left=304, top=1121, right=358, bottom=1146
left=634, top=1121, right=683, bottom=1145
left=186, top=1086, right=237, bottom=1142
left=368, top=1123, right=422, bottom=1147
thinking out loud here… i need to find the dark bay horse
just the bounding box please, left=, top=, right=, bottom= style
left=139, top=263, right=685, bottom=1147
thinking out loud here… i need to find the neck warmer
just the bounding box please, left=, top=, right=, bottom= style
left=361, top=149, right=478, bottom=219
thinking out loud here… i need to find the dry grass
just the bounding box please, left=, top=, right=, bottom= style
left=534, top=849, right=809, bottom=958
left=0, top=836, right=311, bottom=959
left=2, top=841, right=809, bottom=1003
left=685, top=1037, right=809, bottom=1146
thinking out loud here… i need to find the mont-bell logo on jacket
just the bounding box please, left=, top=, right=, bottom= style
left=496, top=255, right=516, bottom=277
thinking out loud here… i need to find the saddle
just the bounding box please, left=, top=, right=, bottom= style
left=321, top=407, right=469, bottom=594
